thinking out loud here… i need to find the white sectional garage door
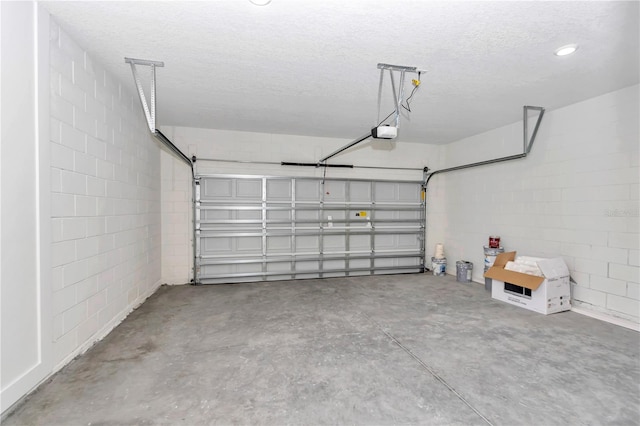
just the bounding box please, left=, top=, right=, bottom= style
left=194, top=175, right=425, bottom=284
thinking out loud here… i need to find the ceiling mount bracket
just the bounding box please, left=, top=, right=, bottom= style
left=376, top=63, right=426, bottom=129
left=124, top=57, right=193, bottom=172
left=124, top=57, right=164, bottom=132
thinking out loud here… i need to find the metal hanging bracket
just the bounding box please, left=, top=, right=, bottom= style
left=124, top=56, right=193, bottom=171
left=523, top=105, right=544, bottom=154
left=424, top=105, right=545, bottom=186
left=376, top=63, right=427, bottom=130
left=124, top=57, right=164, bottom=132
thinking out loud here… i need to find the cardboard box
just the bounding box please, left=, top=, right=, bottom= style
left=484, top=251, right=571, bottom=315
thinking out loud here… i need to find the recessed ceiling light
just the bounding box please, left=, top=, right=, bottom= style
left=554, top=44, right=578, bottom=56
left=249, top=0, right=271, bottom=5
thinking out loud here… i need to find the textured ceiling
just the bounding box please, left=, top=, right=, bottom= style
left=42, top=1, right=639, bottom=144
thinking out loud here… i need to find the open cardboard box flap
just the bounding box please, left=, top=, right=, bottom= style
left=483, top=251, right=546, bottom=291
left=537, top=257, right=570, bottom=279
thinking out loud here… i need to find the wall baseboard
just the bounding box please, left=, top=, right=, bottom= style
left=571, top=306, right=639, bottom=332
left=474, top=276, right=639, bottom=332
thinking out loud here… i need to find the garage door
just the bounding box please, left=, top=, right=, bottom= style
left=194, top=174, right=425, bottom=284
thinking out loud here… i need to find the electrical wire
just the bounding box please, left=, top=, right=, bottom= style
left=401, top=83, right=420, bottom=113
left=376, top=72, right=422, bottom=126
left=377, top=110, right=395, bottom=126
left=322, top=161, right=328, bottom=184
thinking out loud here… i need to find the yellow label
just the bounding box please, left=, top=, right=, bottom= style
left=360, top=211, right=367, bottom=217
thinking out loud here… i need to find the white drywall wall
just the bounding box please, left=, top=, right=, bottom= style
left=158, top=127, right=445, bottom=284
left=1, top=1, right=52, bottom=413
left=431, top=85, right=639, bottom=326
left=48, top=18, right=162, bottom=368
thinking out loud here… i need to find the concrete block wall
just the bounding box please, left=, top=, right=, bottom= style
left=431, top=85, right=639, bottom=326
left=49, top=19, right=161, bottom=367
left=159, top=126, right=445, bottom=284
left=160, top=148, right=193, bottom=284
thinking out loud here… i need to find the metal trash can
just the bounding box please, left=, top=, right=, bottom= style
left=456, top=261, right=473, bottom=283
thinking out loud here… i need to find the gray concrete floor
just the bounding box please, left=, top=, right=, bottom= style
left=5, top=274, right=640, bottom=425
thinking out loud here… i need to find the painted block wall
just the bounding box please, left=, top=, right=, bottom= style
left=431, top=85, right=639, bottom=325
left=161, top=147, right=193, bottom=284
left=159, top=126, right=445, bottom=284
left=49, top=18, right=162, bottom=367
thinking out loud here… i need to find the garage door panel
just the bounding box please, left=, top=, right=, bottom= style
left=398, top=234, right=421, bottom=249
left=324, top=235, right=346, bottom=250
left=267, top=262, right=292, bottom=273
left=375, top=234, right=396, bottom=249
left=236, top=236, right=262, bottom=252
left=349, top=258, right=371, bottom=269
left=267, top=236, right=291, bottom=253
left=297, top=261, right=320, bottom=272
left=201, top=264, right=233, bottom=276
left=349, top=235, right=371, bottom=251
left=237, top=210, right=262, bottom=220
left=267, top=180, right=292, bottom=199
left=374, top=182, right=397, bottom=201
left=324, top=210, right=346, bottom=221
left=296, top=236, right=319, bottom=251
left=195, top=175, right=424, bottom=284
left=201, top=262, right=263, bottom=276
left=297, top=210, right=320, bottom=221
left=236, top=179, right=262, bottom=198
left=398, top=257, right=421, bottom=267
left=375, top=258, right=396, bottom=268
left=267, top=210, right=291, bottom=221
left=398, top=183, right=420, bottom=202
left=267, top=274, right=294, bottom=282
left=349, top=181, right=372, bottom=201
left=324, top=259, right=345, bottom=270
left=295, top=180, right=321, bottom=200
left=202, top=209, right=231, bottom=221
left=202, top=178, right=233, bottom=198
left=323, top=272, right=346, bottom=278
left=323, top=181, right=347, bottom=201
left=237, top=263, right=262, bottom=274
left=375, top=210, right=396, bottom=220
left=399, top=210, right=420, bottom=220
left=202, top=237, right=232, bottom=253
left=205, top=224, right=258, bottom=233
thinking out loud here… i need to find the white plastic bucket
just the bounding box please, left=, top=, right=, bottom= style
left=431, top=257, right=447, bottom=276
left=484, top=246, right=504, bottom=291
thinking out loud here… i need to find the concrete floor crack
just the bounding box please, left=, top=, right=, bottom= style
left=358, top=309, right=494, bottom=426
